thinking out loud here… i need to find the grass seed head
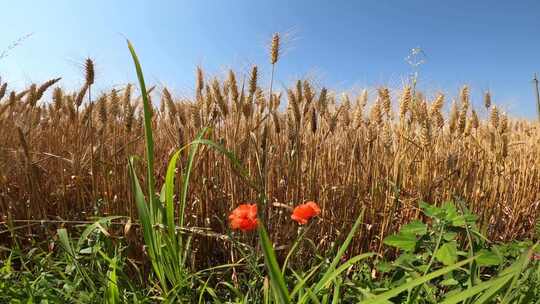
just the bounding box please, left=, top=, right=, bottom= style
left=484, top=91, right=492, bottom=109
left=490, top=106, right=500, bottom=129
left=212, top=78, right=228, bottom=117
left=0, top=83, right=7, bottom=100
left=400, top=86, right=412, bottom=120
left=270, top=33, right=280, bottom=64
left=248, top=65, right=258, bottom=98
left=84, top=58, right=95, bottom=86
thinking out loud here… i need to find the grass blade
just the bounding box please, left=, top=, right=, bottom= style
left=105, top=256, right=120, bottom=304
left=441, top=273, right=514, bottom=304
left=164, top=150, right=181, bottom=239
left=179, top=128, right=209, bottom=228
left=363, top=256, right=477, bottom=304
left=77, top=216, right=124, bottom=248
left=258, top=223, right=290, bottom=304
left=127, top=40, right=157, bottom=217
left=313, top=208, right=365, bottom=293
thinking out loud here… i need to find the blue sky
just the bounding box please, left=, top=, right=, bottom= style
left=1, top=1, right=540, bottom=117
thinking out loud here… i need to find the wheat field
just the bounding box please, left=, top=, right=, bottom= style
left=1, top=55, right=540, bottom=261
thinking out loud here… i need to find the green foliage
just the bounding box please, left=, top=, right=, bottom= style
left=383, top=220, right=427, bottom=252
left=376, top=201, right=540, bottom=303
left=434, top=241, right=458, bottom=266
left=0, top=219, right=152, bottom=303
left=126, top=40, right=257, bottom=301
left=257, top=209, right=374, bottom=303
left=383, top=232, right=418, bottom=252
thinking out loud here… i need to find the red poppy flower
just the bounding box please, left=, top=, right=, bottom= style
left=291, top=201, right=321, bottom=225
left=229, top=204, right=258, bottom=231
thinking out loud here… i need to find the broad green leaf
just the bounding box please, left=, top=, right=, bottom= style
left=435, top=242, right=458, bottom=266
left=420, top=201, right=444, bottom=219
left=477, top=249, right=502, bottom=266
left=395, top=253, right=418, bottom=267
left=450, top=216, right=466, bottom=228
left=383, top=233, right=417, bottom=252
left=443, top=231, right=457, bottom=241
left=442, top=202, right=465, bottom=227
left=441, top=202, right=477, bottom=228
left=376, top=261, right=393, bottom=273
left=400, top=220, right=427, bottom=236
left=463, top=213, right=478, bottom=225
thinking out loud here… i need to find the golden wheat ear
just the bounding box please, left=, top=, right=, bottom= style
left=270, top=33, right=280, bottom=65
left=84, top=58, right=95, bottom=86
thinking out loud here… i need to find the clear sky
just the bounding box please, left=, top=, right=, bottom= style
left=1, top=0, right=540, bottom=117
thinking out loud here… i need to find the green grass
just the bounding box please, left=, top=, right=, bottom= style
left=2, top=202, right=540, bottom=303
